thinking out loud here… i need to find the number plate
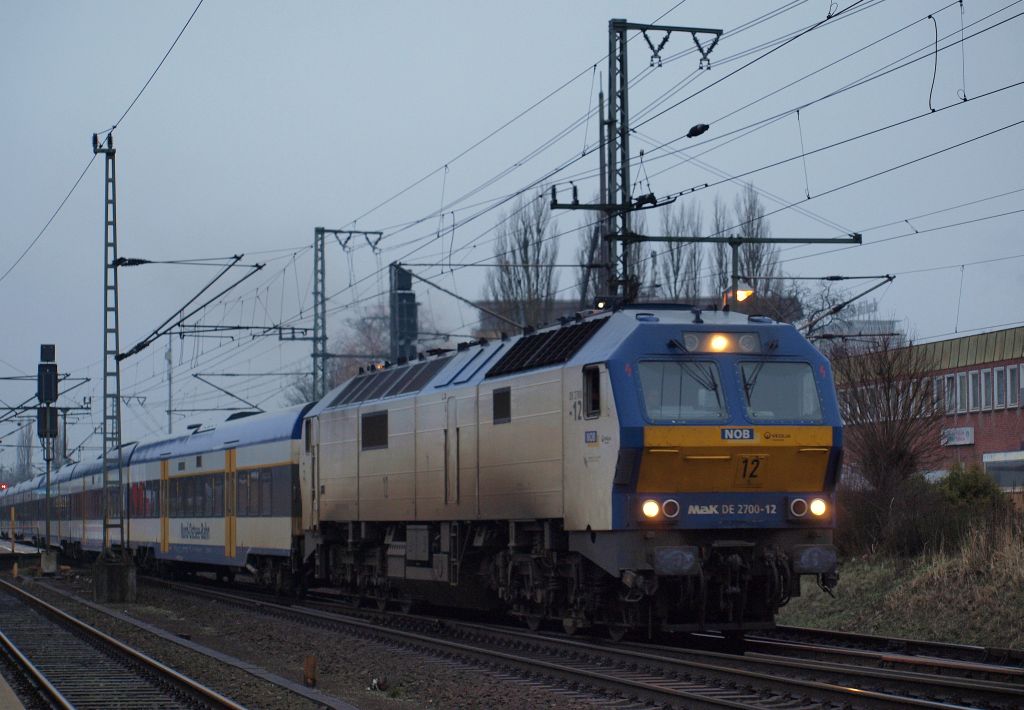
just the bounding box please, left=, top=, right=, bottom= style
left=734, top=454, right=768, bottom=487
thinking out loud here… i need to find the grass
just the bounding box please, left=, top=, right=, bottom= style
left=778, top=523, right=1024, bottom=649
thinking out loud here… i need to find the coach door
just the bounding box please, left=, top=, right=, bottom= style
left=445, top=397, right=459, bottom=505
left=305, top=418, right=319, bottom=530
left=159, top=460, right=169, bottom=553
left=225, top=448, right=237, bottom=559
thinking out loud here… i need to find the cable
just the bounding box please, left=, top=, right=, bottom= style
left=633, top=0, right=871, bottom=131
left=109, top=0, right=205, bottom=132
left=0, top=0, right=206, bottom=291
left=0, top=154, right=97, bottom=287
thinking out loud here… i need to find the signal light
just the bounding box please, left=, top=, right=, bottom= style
left=0, top=482, right=7, bottom=491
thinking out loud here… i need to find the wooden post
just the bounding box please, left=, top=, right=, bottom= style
left=303, top=655, right=317, bottom=688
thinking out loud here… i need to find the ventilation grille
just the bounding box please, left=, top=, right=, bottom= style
left=328, top=356, right=453, bottom=408
left=486, top=318, right=607, bottom=378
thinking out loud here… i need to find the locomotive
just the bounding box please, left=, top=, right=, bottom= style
left=2, top=303, right=841, bottom=637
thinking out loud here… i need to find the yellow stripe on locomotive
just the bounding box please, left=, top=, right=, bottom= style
left=638, top=425, right=834, bottom=493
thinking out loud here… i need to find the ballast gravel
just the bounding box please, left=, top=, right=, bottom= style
left=24, top=571, right=602, bottom=709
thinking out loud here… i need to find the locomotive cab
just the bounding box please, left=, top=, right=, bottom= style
left=569, top=307, right=841, bottom=632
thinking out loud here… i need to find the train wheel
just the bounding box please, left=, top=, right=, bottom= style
left=398, top=595, right=416, bottom=614
left=562, top=616, right=581, bottom=635
left=375, top=596, right=388, bottom=611
left=607, top=624, right=628, bottom=642
left=524, top=613, right=543, bottom=632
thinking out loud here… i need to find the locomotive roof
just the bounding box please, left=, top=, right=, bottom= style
left=310, top=304, right=780, bottom=414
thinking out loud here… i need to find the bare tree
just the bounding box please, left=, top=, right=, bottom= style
left=285, top=301, right=446, bottom=405
left=733, top=183, right=781, bottom=297
left=658, top=201, right=703, bottom=302
left=831, top=335, right=943, bottom=496
left=486, top=193, right=558, bottom=327
left=622, top=212, right=648, bottom=301
left=710, top=195, right=730, bottom=298
left=284, top=305, right=392, bottom=405
left=15, top=421, right=34, bottom=483
left=575, top=217, right=603, bottom=309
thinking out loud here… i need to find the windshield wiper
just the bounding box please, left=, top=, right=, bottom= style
left=742, top=362, right=766, bottom=404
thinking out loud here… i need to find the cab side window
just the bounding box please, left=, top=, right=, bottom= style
left=493, top=387, right=511, bottom=424
left=583, top=365, right=601, bottom=419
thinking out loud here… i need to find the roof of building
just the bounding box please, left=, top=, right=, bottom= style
left=915, top=326, right=1024, bottom=370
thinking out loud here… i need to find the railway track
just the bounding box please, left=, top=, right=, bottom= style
left=151, top=578, right=1024, bottom=709
left=0, top=578, right=244, bottom=710
left=754, top=625, right=1024, bottom=670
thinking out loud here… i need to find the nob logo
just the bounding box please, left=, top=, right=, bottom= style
left=721, top=427, right=754, bottom=440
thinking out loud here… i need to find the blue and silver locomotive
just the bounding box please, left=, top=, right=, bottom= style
left=2, top=303, right=841, bottom=637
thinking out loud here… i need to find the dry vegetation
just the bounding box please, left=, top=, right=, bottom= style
left=780, top=518, right=1024, bottom=648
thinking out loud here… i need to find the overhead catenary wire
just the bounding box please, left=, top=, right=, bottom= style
left=0, top=0, right=206, bottom=291
left=48, top=4, right=1024, bottom=442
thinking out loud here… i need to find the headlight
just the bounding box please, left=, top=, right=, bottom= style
left=809, top=498, right=828, bottom=517
left=789, top=498, right=808, bottom=517
left=678, top=331, right=761, bottom=353
left=641, top=500, right=660, bottom=518
left=709, top=334, right=729, bottom=352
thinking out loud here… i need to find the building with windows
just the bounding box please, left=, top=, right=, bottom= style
left=914, top=327, right=1024, bottom=497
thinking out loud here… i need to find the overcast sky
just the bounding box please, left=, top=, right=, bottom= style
left=2, top=1, right=1022, bottom=468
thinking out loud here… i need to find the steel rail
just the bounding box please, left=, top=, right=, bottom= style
left=0, top=627, right=74, bottom=709
left=0, top=578, right=245, bottom=709
left=155, top=578, right=995, bottom=709
left=763, top=624, right=1024, bottom=667
left=743, top=635, right=1024, bottom=684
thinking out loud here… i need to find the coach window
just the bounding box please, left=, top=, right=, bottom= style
left=249, top=472, right=261, bottom=516
left=362, top=411, right=389, bottom=449
left=583, top=366, right=601, bottom=419
left=260, top=471, right=273, bottom=516
left=304, top=420, right=313, bottom=453
left=237, top=473, right=249, bottom=517
left=213, top=476, right=224, bottom=516
left=493, top=387, right=511, bottom=424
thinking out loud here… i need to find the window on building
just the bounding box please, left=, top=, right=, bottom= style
left=583, top=366, right=601, bottom=419
left=361, top=411, right=389, bottom=449
left=968, top=370, right=980, bottom=411
left=981, top=369, right=993, bottom=410
left=944, top=374, right=956, bottom=414
left=956, top=372, right=968, bottom=413
left=994, top=367, right=1006, bottom=409
left=933, top=377, right=942, bottom=410
left=493, top=387, right=511, bottom=424
left=1009, top=365, right=1020, bottom=408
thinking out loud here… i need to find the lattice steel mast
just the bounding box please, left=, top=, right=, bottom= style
left=94, top=132, right=125, bottom=554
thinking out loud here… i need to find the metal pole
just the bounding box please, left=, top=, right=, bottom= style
left=44, top=438, right=51, bottom=549
left=166, top=336, right=172, bottom=434
left=598, top=89, right=611, bottom=298
left=312, top=228, right=326, bottom=401
left=606, top=22, right=619, bottom=298
left=730, top=238, right=740, bottom=310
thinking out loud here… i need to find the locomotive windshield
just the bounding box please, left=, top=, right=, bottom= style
left=639, top=360, right=726, bottom=421
left=740, top=361, right=822, bottom=421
